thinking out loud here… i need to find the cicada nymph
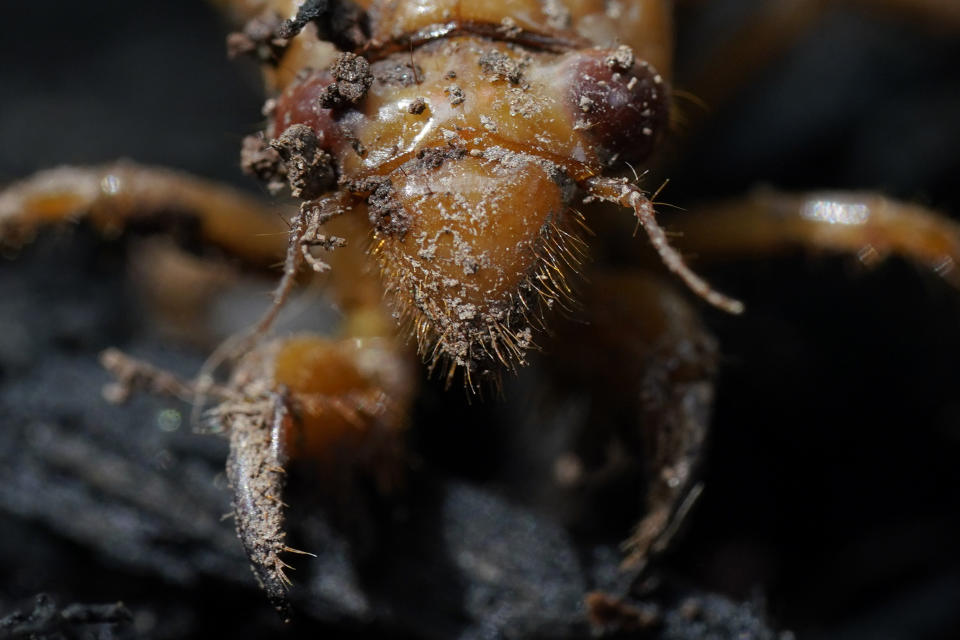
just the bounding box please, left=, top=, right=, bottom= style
left=191, top=2, right=748, bottom=611
left=227, top=0, right=741, bottom=387
left=0, top=0, right=740, bottom=618
left=4, top=0, right=960, bottom=630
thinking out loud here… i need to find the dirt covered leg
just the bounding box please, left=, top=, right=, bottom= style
left=98, top=345, right=293, bottom=612
left=545, top=270, right=717, bottom=631
left=104, top=327, right=416, bottom=618
left=223, top=388, right=297, bottom=618
left=215, top=331, right=416, bottom=616
left=0, top=162, right=287, bottom=265
left=547, top=270, right=717, bottom=583
left=668, top=190, right=960, bottom=287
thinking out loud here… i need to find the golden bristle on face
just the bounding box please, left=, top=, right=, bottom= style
left=367, top=147, right=585, bottom=388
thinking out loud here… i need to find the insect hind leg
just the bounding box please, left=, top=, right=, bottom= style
left=669, top=190, right=960, bottom=288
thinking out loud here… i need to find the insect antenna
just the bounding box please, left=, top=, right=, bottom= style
left=584, top=176, right=744, bottom=315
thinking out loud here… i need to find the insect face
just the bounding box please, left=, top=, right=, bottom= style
left=265, top=18, right=672, bottom=378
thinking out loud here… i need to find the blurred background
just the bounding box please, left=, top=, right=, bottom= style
left=1, top=1, right=959, bottom=638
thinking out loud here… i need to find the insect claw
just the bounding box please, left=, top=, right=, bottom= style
left=225, top=391, right=299, bottom=620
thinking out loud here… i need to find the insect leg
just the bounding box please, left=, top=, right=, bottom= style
left=668, top=190, right=960, bottom=287
left=546, top=270, right=717, bottom=573
left=97, top=347, right=298, bottom=616
left=224, top=388, right=297, bottom=620
left=217, top=331, right=415, bottom=617
left=0, top=162, right=287, bottom=266
left=103, top=327, right=416, bottom=619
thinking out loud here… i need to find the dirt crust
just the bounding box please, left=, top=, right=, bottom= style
left=319, top=53, right=374, bottom=109
left=342, top=175, right=410, bottom=237
left=270, top=124, right=336, bottom=199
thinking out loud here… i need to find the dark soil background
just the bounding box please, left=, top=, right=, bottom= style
left=1, top=1, right=959, bottom=638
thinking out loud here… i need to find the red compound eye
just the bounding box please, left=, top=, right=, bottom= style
left=272, top=69, right=343, bottom=151
left=566, top=48, right=669, bottom=166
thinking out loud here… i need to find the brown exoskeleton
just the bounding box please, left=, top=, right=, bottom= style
left=2, top=0, right=959, bottom=629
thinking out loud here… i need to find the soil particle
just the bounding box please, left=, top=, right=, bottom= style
left=478, top=50, right=524, bottom=84
left=460, top=257, right=479, bottom=275
left=240, top=132, right=286, bottom=195
left=506, top=87, right=540, bottom=118
left=261, top=97, right=277, bottom=118
left=319, top=53, right=374, bottom=109
left=339, top=123, right=367, bottom=157
left=374, top=62, right=422, bottom=88
left=444, top=84, right=466, bottom=106
left=344, top=176, right=409, bottom=236
left=269, top=124, right=335, bottom=199
left=480, top=115, right=498, bottom=133
left=409, top=146, right=467, bottom=172
left=408, top=97, right=427, bottom=114
left=605, top=44, right=635, bottom=72
left=226, top=10, right=287, bottom=63
left=498, top=16, right=522, bottom=39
